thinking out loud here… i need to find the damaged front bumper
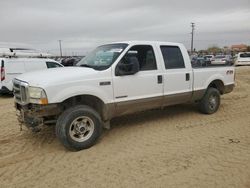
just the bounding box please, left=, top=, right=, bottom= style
left=15, top=103, right=62, bottom=130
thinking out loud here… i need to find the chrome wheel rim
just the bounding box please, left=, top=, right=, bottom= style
left=209, top=94, right=218, bottom=110
left=69, top=116, right=95, bottom=142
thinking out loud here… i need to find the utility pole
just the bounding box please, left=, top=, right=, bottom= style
left=191, top=22, right=195, bottom=53
left=58, top=40, right=62, bottom=57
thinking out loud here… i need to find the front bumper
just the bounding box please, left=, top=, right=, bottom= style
left=15, top=103, right=62, bottom=128
left=235, top=61, right=250, bottom=66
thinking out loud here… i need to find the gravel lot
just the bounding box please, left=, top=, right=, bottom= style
left=0, top=67, right=250, bottom=188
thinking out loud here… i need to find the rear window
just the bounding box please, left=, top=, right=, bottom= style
left=215, top=55, right=225, bottom=59
left=240, top=53, right=250, bottom=58
left=160, top=46, right=185, bottom=69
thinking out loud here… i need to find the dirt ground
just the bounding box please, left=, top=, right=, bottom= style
left=0, top=67, right=250, bottom=188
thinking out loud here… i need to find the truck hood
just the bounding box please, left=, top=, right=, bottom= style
left=16, top=67, right=101, bottom=87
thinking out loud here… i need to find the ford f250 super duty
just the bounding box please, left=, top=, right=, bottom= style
left=13, top=41, right=235, bottom=151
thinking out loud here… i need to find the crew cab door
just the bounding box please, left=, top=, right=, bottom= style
left=159, top=45, right=193, bottom=105
left=112, top=45, right=164, bottom=116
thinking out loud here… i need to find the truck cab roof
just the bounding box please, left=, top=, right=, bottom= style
left=110, top=41, right=184, bottom=46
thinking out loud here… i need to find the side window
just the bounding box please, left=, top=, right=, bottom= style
left=160, top=46, right=185, bottom=69
left=46, top=62, right=62, bottom=68
left=125, top=45, right=157, bottom=71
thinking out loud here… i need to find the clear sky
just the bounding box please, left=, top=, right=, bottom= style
left=0, top=0, right=249, bottom=55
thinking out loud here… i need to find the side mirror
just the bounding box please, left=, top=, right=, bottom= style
left=115, top=56, right=140, bottom=76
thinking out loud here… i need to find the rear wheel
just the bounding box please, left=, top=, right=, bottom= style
left=56, top=105, right=102, bottom=151
left=199, top=87, right=220, bottom=114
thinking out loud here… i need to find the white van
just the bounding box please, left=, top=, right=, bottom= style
left=235, top=52, right=250, bottom=66
left=0, top=58, right=63, bottom=93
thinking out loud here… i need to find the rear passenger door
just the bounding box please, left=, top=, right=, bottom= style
left=112, top=45, right=164, bottom=116
left=160, top=45, right=192, bottom=106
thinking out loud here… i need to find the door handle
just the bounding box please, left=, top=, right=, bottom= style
left=157, top=75, right=163, bottom=84
left=186, top=73, right=190, bottom=81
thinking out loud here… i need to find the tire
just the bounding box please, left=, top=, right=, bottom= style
left=56, top=105, right=102, bottom=151
left=199, top=87, right=220, bottom=114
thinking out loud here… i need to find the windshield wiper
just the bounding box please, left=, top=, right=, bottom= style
left=79, top=64, right=94, bottom=69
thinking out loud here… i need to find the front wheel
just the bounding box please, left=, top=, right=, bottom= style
left=56, top=105, right=102, bottom=151
left=199, top=88, right=221, bottom=114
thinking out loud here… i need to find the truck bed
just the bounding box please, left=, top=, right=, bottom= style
left=192, top=65, right=235, bottom=94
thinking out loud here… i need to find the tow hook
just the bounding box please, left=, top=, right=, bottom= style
left=31, top=127, right=41, bottom=133
left=29, top=120, right=42, bottom=133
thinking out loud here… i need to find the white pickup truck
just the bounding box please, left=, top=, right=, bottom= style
left=14, top=41, right=235, bottom=150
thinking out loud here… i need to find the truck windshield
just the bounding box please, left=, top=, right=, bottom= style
left=77, top=43, right=128, bottom=70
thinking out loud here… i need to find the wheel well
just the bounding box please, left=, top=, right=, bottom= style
left=208, top=80, right=225, bottom=94
left=61, top=95, right=106, bottom=120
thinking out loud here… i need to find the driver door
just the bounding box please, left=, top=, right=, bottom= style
left=112, top=45, right=164, bottom=116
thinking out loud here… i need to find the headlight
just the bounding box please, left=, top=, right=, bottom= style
left=28, top=87, right=48, bottom=104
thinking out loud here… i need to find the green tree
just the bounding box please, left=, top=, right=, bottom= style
left=207, top=45, right=222, bottom=54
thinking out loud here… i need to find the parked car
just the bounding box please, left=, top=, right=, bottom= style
left=0, top=58, right=63, bottom=94
left=204, top=55, right=214, bottom=62
left=191, top=57, right=207, bottom=67
left=235, top=52, right=250, bottom=66
left=14, top=41, right=235, bottom=151
left=211, top=55, right=233, bottom=65
left=61, top=57, right=82, bottom=66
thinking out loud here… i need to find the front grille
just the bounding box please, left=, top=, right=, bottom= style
left=13, top=79, right=29, bottom=104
